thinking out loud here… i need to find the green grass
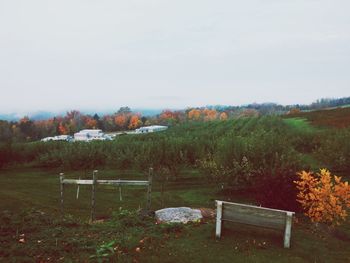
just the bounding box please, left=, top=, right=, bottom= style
left=285, top=107, right=350, bottom=129
left=283, top=118, right=318, bottom=133
left=1, top=167, right=350, bottom=262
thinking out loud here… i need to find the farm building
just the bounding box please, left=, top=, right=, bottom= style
left=135, top=125, right=168, bottom=134
left=74, top=129, right=112, bottom=141
left=41, top=135, right=73, bottom=142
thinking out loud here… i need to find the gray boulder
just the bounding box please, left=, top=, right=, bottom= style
left=155, top=207, right=203, bottom=223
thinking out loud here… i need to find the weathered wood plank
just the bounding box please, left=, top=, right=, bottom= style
left=90, top=170, right=97, bottom=222
left=216, top=200, right=295, bottom=248
left=147, top=168, right=153, bottom=210
left=98, top=180, right=149, bottom=186
left=62, top=179, right=149, bottom=186
left=76, top=177, right=80, bottom=200
left=221, top=201, right=294, bottom=214
left=222, top=204, right=286, bottom=230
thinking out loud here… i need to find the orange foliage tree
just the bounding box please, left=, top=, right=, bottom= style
left=219, top=112, right=228, bottom=120
left=288, top=108, right=301, bottom=115
left=188, top=109, right=201, bottom=120
left=85, top=117, right=97, bottom=129
left=128, top=115, right=142, bottom=129
left=160, top=110, right=175, bottom=120
left=294, top=169, right=350, bottom=225
left=114, top=115, right=128, bottom=129
left=58, top=123, right=68, bottom=135
left=203, top=109, right=217, bottom=121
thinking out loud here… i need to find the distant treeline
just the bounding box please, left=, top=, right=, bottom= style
left=0, top=96, right=349, bottom=142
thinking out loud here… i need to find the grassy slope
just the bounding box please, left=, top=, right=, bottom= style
left=1, top=116, right=350, bottom=262
left=282, top=118, right=318, bottom=133
left=285, top=107, right=350, bottom=129
left=1, top=168, right=350, bottom=262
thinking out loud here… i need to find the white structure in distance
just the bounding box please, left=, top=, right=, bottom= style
left=41, top=135, right=73, bottom=142
left=135, top=125, right=168, bottom=134
left=74, top=129, right=112, bottom=141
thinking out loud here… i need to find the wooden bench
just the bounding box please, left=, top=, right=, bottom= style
left=215, top=200, right=295, bottom=248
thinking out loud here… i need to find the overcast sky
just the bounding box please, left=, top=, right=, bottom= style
left=0, top=0, right=349, bottom=113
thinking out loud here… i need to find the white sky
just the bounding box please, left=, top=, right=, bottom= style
left=0, top=0, right=349, bottom=113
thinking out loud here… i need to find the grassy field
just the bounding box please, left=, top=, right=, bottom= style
left=283, top=118, right=319, bottom=133
left=1, top=112, right=350, bottom=262
left=285, top=107, right=350, bottom=129
left=1, top=167, right=350, bottom=262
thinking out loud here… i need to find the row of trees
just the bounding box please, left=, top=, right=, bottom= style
left=0, top=107, right=261, bottom=142
left=2, top=96, right=350, bottom=143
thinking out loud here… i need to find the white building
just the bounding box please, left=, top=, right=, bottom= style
left=41, top=135, right=73, bottom=142
left=74, top=129, right=112, bottom=141
left=135, top=125, right=168, bottom=134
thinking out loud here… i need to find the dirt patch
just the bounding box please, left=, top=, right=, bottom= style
left=198, top=208, right=215, bottom=219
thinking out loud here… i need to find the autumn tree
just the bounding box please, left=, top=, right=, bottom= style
left=17, top=116, right=37, bottom=140
left=203, top=108, right=217, bottom=121
left=160, top=110, right=178, bottom=125
left=288, top=108, right=301, bottom=115
left=188, top=109, right=201, bottom=120
left=114, top=114, right=128, bottom=130
left=65, top=110, right=83, bottom=133
left=84, top=117, right=98, bottom=129
left=238, top=109, right=259, bottom=118
left=128, top=114, right=142, bottom=129
left=294, top=169, right=350, bottom=225
left=58, top=122, right=68, bottom=135
left=219, top=112, right=228, bottom=120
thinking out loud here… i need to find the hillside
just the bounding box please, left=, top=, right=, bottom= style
left=285, top=107, right=350, bottom=129
left=1, top=116, right=350, bottom=262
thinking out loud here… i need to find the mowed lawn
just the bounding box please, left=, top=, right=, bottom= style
left=1, top=168, right=350, bottom=262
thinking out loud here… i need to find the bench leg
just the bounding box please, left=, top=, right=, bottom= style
left=284, top=212, right=293, bottom=248
left=216, top=201, right=223, bottom=238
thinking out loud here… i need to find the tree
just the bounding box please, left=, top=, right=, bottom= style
left=288, top=108, right=301, bottom=115
left=219, top=112, right=228, bottom=121
left=188, top=109, right=201, bottom=120
left=238, top=109, right=259, bottom=118
left=117, top=106, right=132, bottom=114
left=0, top=120, right=13, bottom=142
left=114, top=114, right=128, bottom=130
left=84, top=117, right=98, bottom=129
left=203, top=109, right=217, bottom=121
left=128, top=115, right=142, bottom=129
left=58, top=123, right=68, bottom=135
left=294, top=169, right=350, bottom=225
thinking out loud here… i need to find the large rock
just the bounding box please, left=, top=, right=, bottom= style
left=155, top=207, right=203, bottom=224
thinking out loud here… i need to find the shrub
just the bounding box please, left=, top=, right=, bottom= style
left=294, top=169, right=350, bottom=225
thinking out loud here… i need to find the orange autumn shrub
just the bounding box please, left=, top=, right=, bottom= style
left=294, top=169, right=350, bottom=225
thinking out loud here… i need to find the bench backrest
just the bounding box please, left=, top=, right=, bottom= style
left=215, top=200, right=295, bottom=248
left=220, top=201, right=293, bottom=230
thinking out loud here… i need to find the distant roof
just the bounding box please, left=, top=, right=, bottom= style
left=78, top=129, right=102, bottom=133
left=138, top=125, right=167, bottom=129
